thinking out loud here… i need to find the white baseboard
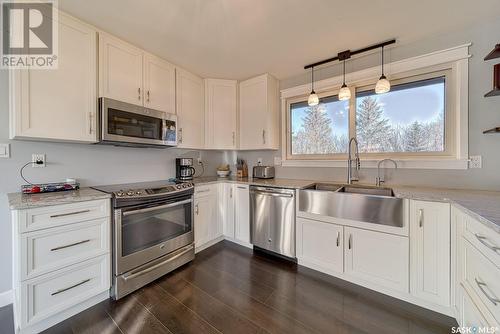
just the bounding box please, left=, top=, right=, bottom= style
left=223, top=237, right=253, bottom=249
left=195, top=236, right=224, bottom=254
left=0, top=290, right=13, bottom=308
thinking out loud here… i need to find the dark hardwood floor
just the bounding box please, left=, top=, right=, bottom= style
left=0, top=241, right=457, bottom=334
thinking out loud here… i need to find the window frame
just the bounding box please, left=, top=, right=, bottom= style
left=280, top=44, right=470, bottom=169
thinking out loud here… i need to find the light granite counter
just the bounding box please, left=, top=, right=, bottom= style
left=8, top=187, right=111, bottom=210
left=194, top=177, right=500, bottom=233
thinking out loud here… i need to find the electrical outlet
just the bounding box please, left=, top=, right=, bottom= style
left=468, top=155, right=482, bottom=169
left=257, top=158, right=263, bottom=166
left=32, top=154, right=46, bottom=168
left=197, top=157, right=202, bottom=165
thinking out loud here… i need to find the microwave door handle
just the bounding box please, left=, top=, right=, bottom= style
left=123, top=198, right=192, bottom=216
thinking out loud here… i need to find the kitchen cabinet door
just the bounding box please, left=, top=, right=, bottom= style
left=410, top=200, right=450, bottom=307
left=239, top=74, right=279, bottom=150
left=194, top=194, right=216, bottom=249
left=220, top=183, right=235, bottom=239
left=176, top=68, right=205, bottom=149
left=99, top=32, right=143, bottom=106
left=234, top=185, right=251, bottom=245
left=296, top=217, right=343, bottom=275
left=204, top=79, right=237, bottom=149
left=10, top=12, right=97, bottom=143
left=143, top=53, right=176, bottom=113
left=344, top=226, right=409, bottom=293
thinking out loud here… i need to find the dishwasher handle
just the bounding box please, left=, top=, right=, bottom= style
left=251, top=190, right=294, bottom=198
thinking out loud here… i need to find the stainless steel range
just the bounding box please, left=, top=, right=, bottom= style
left=93, top=181, right=194, bottom=300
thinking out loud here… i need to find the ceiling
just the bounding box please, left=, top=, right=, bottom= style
left=59, top=0, right=500, bottom=80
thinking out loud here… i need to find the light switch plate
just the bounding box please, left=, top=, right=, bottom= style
left=468, top=155, right=482, bottom=169
left=0, top=144, right=10, bottom=158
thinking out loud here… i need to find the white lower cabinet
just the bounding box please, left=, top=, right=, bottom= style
left=410, top=200, right=451, bottom=307
left=344, top=226, right=409, bottom=293
left=12, top=199, right=111, bottom=334
left=234, top=185, right=251, bottom=245
left=194, top=185, right=221, bottom=252
left=296, top=217, right=343, bottom=275
left=220, top=183, right=235, bottom=239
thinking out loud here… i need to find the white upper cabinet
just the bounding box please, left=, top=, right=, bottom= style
left=176, top=68, right=205, bottom=149
left=204, top=79, right=237, bottom=150
left=144, top=53, right=176, bottom=113
left=10, top=12, right=98, bottom=143
left=99, top=33, right=143, bottom=106
left=239, top=73, right=279, bottom=150
left=410, top=200, right=451, bottom=307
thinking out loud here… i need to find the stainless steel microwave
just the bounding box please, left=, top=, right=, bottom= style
left=98, top=98, right=177, bottom=148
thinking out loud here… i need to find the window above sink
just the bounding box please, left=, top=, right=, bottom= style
left=281, top=45, right=470, bottom=170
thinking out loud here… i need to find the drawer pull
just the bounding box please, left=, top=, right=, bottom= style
left=51, top=278, right=91, bottom=296
left=336, top=232, right=340, bottom=247
left=348, top=234, right=352, bottom=250
left=50, top=209, right=91, bottom=218
left=475, top=278, right=500, bottom=306
left=418, top=209, right=423, bottom=227
left=475, top=234, right=500, bottom=254
left=50, top=239, right=91, bottom=252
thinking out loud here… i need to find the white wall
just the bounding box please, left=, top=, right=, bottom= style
left=236, top=18, right=500, bottom=191
left=0, top=69, right=222, bottom=294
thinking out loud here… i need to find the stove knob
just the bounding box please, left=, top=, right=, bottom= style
left=136, top=191, right=142, bottom=195
left=176, top=185, right=182, bottom=189
left=117, top=192, right=124, bottom=197
left=127, top=191, right=134, bottom=196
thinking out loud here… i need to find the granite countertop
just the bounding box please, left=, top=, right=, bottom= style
left=8, top=187, right=111, bottom=210
left=192, top=176, right=316, bottom=190
left=194, top=177, right=500, bottom=233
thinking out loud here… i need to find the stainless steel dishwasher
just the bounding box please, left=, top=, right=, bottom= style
left=250, top=186, right=296, bottom=259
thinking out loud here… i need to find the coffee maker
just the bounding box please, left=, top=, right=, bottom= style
left=176, top=158, right=196, bottom=181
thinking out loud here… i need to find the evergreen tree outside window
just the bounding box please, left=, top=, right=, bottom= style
left=355, top=77, right=445, bottom=153
left=290, top=96, right=349, bottom=155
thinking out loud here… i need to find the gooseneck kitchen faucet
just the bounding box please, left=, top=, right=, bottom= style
left=347, top=137, right=360, bottom=184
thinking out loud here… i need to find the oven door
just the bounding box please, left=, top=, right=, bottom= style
left=99, top=97, right=177, bottom=147
left=114, top=195, right=193, bottom=275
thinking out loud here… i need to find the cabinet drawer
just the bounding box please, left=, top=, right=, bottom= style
left=194, top=184, right=217, bottom=197
left=18, top=200, right=110, bottom=233
left=464, top=240, right=500, bottom=323
left=21, top=218, right=110, bottom=280
left=463, top=214, right=500, bottom=268
left=20, top=255, right=110, bottom=327
left=462, top=287, right=491, bottom=328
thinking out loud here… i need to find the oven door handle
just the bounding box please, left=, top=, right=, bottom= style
left=122, top=198, right=192, bottom=216
left=122, top=244, right=194, bottom=281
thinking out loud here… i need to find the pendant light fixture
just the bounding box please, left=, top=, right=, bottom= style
left=338, top=59, right=351, bottom=101
left=375, top=45, right=391, bottom=94
left=307, top=66, right=319, bottom=106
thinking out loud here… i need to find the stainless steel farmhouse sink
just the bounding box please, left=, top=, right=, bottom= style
left=299, top=183, right=404, bottom=227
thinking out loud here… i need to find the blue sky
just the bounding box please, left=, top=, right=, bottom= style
left=291, top=80, right=445, bottom=136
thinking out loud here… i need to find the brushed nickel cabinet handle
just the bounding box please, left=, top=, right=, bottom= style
left=230, top=187, right=233, bottom=198
left=418, top=209, right=423, bottom=227
left=262, top=129, right=266, bottom=144
left=147, top=90, right=150, bottom=103
left=179, top=128, right=183, bottom=143
left=51, top=278, right=91, bottom=296
left=51, top=239, right=91, bottom=251
left=195, top=204, right=199, bottom=215
left=336, top=232, right=340, bottom=247
left=475, top=278, right=500, bottom=305
left=88, top=112, right=93, bottom=134
left=475, top=234, right=500, bottom=253
left=50, top=209, right=90, bottom=218
left=232, top=132, right=235, bottom=146
left=138, top=87, right=141, bottom=100
left=348, top=234, right=352, bottom=250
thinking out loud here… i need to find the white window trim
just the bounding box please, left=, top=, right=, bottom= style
left=280, top=44, right=471, bottom=170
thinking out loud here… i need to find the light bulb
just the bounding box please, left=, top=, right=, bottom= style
left=375, top=75, right=391, bottom=94
left=338, top=84, right=351, bottom=101
left=308, top=91, right=319, bottom=106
